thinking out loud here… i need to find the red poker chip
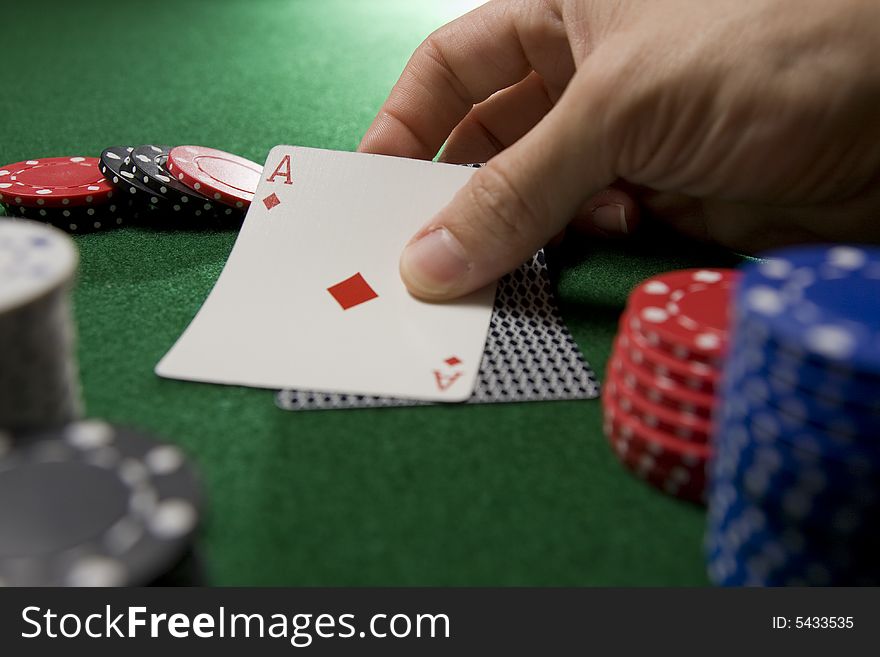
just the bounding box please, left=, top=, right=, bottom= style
left=0, top=157, right=114, bottom=208
left=166, top=146, right=262, bottom=209
left=606, top=421, right=709, bottom=474
left=607, top=431, right=707, bottom=503
left=609, top=345, right=716, bottom=418
left=602, top=395, right=708, bottom=503
left=618, top=328, right=718, bottom=394
left=625, top=313, right=722, bottom=369
left=626, top=269, right=738, bottom=359
left=605, top=367, right=712, bottom=443
left=601, top=389, right=712, bottom=463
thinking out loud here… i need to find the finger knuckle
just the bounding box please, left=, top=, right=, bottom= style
left=466, top=166, right=540, bottom=246
left=418, top=30, right=454, bottom=79
left=416, top=31, right=472, bottom=108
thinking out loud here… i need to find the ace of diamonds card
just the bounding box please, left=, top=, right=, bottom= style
left=156, top=146, right=496, bottom=402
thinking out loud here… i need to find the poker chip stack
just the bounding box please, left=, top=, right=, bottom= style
left=119, top=144, right=259, bottom=222
left=0, top=420, right=203, bottom=586
left=603, top=269, right=739, bottom=503
left=707, top=245, right=880, bottom=586
left=1, top=145, right=263, bottom=233
left=0, top=218, right=204, bottom=586
left=0, top=157, right=126, bottom=233
left=0, top=219, right=82, bottom=430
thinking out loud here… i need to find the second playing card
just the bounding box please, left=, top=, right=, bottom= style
left=276, top=250, right=601, bottom=411
left=156, top=147, right=496, bottom=401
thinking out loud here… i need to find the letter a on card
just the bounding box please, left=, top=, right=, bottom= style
left=267, top=154, right=293, bottom=185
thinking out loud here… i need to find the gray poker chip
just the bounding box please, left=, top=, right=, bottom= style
left=0, top=219, right=77, bottom=314
left=0, top=219, right=81, bottom=429
left=0, top=419, right=201, bottom=586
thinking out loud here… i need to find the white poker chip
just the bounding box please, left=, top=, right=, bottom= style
left=0, top=218, right=77, bottom=314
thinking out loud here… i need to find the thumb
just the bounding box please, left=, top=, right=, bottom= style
left=399, top=67, right=616, bottom=300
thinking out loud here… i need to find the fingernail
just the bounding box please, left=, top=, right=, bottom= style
left=591, top=203, right=628, bottom=235
left=400, top=227, right=471, bottom=296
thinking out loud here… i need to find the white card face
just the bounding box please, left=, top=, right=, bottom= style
left=156, top=146, right=496, bottom=402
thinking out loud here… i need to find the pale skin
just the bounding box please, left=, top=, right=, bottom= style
left=358, top=0, right=880, bottom=300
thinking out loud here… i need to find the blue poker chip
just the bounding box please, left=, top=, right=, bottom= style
left=705, top=478, right=879, bottom=586
left=713, top=427, right=876, bottom=525
left=720, top=447, right=877, bottom=533
left=708, top=437, right=880, bottom=585
left=718, top=368, right=880, bottom=465
left=724, top=344, right=880, bottom=444
left=709, top=401, right=880, bottom=586
left=731, top=316, right=880, bottom=409
left=741, top=377, right=880, bottom=444
left=714, top=407, right=877, bottom=480
left=707, top=244, right=880, bottom=586
left=736, top=245, right=880, bottom=373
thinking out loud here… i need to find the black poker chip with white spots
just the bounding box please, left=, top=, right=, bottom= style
left=0, top=419, right=202, bottom=586
left=100, top=146, right=169, bottom=207
left=127, top=145, right=242, bottom=221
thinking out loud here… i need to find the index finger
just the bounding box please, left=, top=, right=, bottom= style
left=358, top=0, right=565, bottom=159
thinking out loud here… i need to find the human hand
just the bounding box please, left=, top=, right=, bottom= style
left=359, top=0, right=880, bottom=299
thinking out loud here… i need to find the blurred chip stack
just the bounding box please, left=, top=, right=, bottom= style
left=707, top=245, right=880, bottom=585
left=0, top=217, right=204, bottom=585
left=602, top=269, right=739, bottom=503
left=0, top=218, right=82, bottom=430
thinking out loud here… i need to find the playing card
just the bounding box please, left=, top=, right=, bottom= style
left=155, top=147, right=496, bottom=402
left=276, top=250, right=600, bottom=410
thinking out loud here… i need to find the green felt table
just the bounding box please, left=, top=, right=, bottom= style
left=3, top=0, right=744, bottom=585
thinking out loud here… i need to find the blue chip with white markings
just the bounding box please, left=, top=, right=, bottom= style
left=707, top=244, right=880, bottom=587
left=737, top=245, right=880, bottom=371
left=730, top=315, right=880, bottom=411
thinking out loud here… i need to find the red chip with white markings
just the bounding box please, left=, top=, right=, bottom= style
left=602, top=385, right=713, bottom=462
left=0, top=157, right=114, bottom=208
left=609, top=345, right=716, bottom=418
left=602, top=391, right=709, bottom=503
left=627, top=269, right=739, bottom=360
left=166, top=146, right=262, bottom=209
left=618, top=329, right=718, bottom=394
left=600, top=268, right=736, bottom=503
left=605, top=367, right=712, bottom=443
left=608, top=439, right=707, bottom=504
